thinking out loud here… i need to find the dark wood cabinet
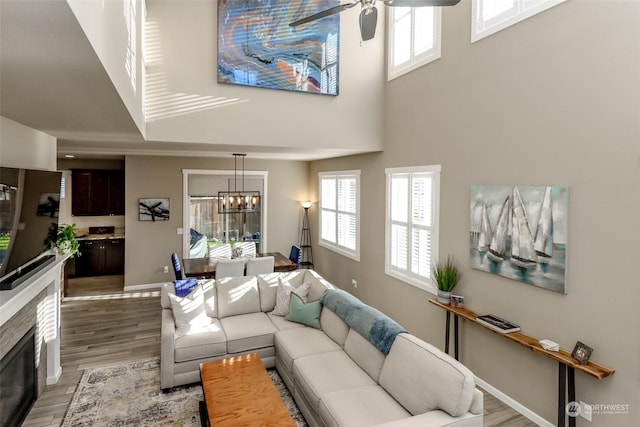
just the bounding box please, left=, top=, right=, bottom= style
left=71, top=170, right=124, bottom=216
left=76, top=238, right=125, bottom=277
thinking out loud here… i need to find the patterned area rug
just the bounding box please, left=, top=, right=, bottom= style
left=62, top=358, right=307, bottom=426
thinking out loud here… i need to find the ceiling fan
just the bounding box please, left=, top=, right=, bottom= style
left=290, top=0, right=461, bottom=42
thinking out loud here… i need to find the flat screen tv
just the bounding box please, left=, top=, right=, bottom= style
left=0, top=167, right=62, bottom=290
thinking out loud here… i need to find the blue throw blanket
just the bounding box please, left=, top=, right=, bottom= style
left=320, top=289, right=407, bottom=355
left=173, top=278, right=199, bottom=297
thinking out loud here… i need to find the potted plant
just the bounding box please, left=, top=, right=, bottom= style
left=432, top=255, right=461, bottom=305
left=46, top=223, right=81, bottom=258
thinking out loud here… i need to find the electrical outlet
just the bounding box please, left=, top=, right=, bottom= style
left=163, top=266, right=169, bottom=274
left=579, top=401, right=592, bottom=422
left=351, top=279, right=358, bottom=288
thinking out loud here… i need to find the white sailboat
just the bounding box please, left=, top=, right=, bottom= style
left=534, top=186, right=554, bottom=264
left=477, top=202, right=493, bottom=252
left=487, top=196, right=510, bottom=263
left=510, top=186, right=538, bottom=269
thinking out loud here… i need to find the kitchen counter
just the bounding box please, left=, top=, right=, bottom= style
left=76, top=233, right=125, bottom=241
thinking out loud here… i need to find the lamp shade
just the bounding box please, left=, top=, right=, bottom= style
left=300, top=201, right=312, bottom=209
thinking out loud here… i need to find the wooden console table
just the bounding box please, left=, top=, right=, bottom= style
left=429, top=299, right=614, bottom=427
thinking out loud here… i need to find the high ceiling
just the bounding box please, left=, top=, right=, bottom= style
left=0, top=0, right=352, bottom=161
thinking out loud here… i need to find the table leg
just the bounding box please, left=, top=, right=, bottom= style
left=445, top=311, right=451, bottom=354
left=558, top=363, right=566, bottom=427
left=568, top=367, right=576, bottom=427
left=454, top=314, right=459, bottom=361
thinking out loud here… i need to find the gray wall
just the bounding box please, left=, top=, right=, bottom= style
left=310, top=1, right=639, bottom=425
left=124, top=155, right=309, bottom=286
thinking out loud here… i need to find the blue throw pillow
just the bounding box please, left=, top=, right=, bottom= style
left=285, top=293, right=321, bottom=329
left=173, top=278, right=199, bottom=297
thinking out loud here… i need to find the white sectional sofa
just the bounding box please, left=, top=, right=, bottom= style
left=160, top=269, right=483, bottom=426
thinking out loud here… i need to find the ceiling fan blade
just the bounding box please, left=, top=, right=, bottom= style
left=384, top=0, right=462, bottom=7
left=359, top=7, right=378, bottom=41
left=290, top=2, right=360, bottom=27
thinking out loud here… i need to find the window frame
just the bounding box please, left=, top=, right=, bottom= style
left=385, top=165, right=441, bottom=293
left=471, top=0, right=567, bottom=43
left=388, top=6, right=442, bottom=81
left=318, top=170, right=361, bottom=262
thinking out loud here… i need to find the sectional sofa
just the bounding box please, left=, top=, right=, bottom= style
left=160, top=269, right=483, bottom=426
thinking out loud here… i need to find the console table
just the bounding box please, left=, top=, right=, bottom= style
left=429, top=299, right=614, bottom=427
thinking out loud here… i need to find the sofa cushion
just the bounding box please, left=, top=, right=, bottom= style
left=272, top=278, right=310, bottom=316
left=319, top=385, right=410, bottom=427
left=302, top=269, right=334, bottom=302
left=258, top=271, right=306, bottom=312
left=379, top=334, right=476, bottom=417
left=293, top=351, right=376, bottom=410
left=174, top=319, right=227, bottom=363
left=267, top=313, right=306, bottom=331
left=285, top=293, right=321, bottom=328
left=219, top=312, right=278, bottom=353
left=275, top=328, right=342, bottom=372
left=344, top=329, right=386, bottom=382
left=320, top=307, right=349, bottom=346
left=167, top=285, right=212, bottom=336
left=216, top=276, right=260, bottom=318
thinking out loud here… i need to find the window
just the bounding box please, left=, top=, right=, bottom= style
left=319, top=171, right=360, bottom=261
left=388, top=6, right=441, bottom=80
left=385, top=165, right=441, bottom=293
left=472, top=0, right=566, bottom=42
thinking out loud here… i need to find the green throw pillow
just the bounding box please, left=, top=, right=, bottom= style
left=285, top=293, right=321, bottom=329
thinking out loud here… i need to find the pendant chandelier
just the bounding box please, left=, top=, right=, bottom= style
left=217, top=153, right=261, bottom=214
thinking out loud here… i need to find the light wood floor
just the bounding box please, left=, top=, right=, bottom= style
left=23, top=275, right=538, bottom=427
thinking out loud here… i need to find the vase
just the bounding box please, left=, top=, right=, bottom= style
left=437, top=290, right=452, bottom=305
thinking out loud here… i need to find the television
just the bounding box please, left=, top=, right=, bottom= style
left=0, top=167, right=62, bottom=290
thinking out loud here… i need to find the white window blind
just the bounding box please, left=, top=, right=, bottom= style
left=385, top=165, right=441, bottom=292
left=472, top=0, right=566, bottom=43
left=319, top=171, right=360, bottom=261
left=388, top=6, right=441, bottom=80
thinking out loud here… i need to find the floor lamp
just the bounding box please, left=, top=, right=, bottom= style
left=300, top=201, right=314, bottom=269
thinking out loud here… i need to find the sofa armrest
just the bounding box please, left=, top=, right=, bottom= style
left=374, top=410, right=483, bottom=427
left=160, top=308, right=177, bottom=390
left=470, top=388, right=483, bottom=415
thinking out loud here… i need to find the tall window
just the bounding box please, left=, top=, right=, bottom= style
left=319, top=171, right=360, bottom=261
left=385, top=165, right=441, bottom=292
left=388, top=6, right=441, bottom=80
left=472, top=0, right=566, bottom=42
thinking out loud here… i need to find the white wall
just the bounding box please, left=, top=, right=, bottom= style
left=143, top=0, right=384, bottom=155
left=0, top=116, right=57, bottom=170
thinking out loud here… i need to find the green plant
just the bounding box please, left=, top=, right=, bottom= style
left=46, top=223, right=81, bottom=258
left=432, top=255, right=461, bottom=292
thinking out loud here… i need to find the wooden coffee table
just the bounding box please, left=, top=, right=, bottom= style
left=199, top=353, right=295, bottom=427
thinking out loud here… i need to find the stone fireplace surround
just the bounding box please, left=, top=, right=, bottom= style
left=0, top=253, right=67, bottom=410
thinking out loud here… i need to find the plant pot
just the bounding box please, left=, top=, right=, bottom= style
left=437, top=290, right=452, bottom=305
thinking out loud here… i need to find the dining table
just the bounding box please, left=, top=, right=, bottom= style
left=182, top=252, right=296, bottom=279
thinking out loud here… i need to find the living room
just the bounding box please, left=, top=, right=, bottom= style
left=1, top=0, right=637, bottom=426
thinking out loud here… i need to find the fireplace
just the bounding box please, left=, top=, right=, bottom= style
left=0, top=326, right=36, bottom=427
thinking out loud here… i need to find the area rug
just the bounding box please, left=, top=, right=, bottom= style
left=62, top=357, right=307, bottom=426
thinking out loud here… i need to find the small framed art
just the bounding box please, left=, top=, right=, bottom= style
left=139, top=198, right=169, bottom=222
left=571, top=341, right=593, bottom=364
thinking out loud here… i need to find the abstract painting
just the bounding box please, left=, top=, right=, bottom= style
left=139, top=198, right=170, bottom=222
left=469, top=185, right=569, bottom=294
left=218, top=0, right=339, bottom=95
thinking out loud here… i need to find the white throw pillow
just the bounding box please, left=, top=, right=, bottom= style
left=167, top=285, right=212, bottom=336
left=271, top=278, right=310, bottom=316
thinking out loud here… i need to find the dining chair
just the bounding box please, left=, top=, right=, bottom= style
left=245, top=256, right=274, bottom=275
left=233, top=241, right=257, bottom=258
left=214, top=258, right=246, bottom=279
left=289, top=245, right=302, bottom=269
left=171, top=253, right=183, bottom=280
left=209, top=243, right=232, bottom=259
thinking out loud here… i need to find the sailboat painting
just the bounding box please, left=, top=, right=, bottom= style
left=470, top=185, right=569, bottom=294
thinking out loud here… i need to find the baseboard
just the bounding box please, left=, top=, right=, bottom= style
left=475, top=377, right=554, bottom=427
left=123, top=282, right=168, bottom=292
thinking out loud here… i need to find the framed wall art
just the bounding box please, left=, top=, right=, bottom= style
left=217, top=0, right=339, bottom=95
left=139, top=198, right=170, bottom=222
left=469, top=185, right=569, bottom=294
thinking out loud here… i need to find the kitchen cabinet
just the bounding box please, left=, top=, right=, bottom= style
left=75, top=238, right=125, bottom=277
left=71, top=170, right=124, bottom=216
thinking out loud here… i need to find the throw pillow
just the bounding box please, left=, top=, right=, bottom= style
left=285, top=293, right=321, bottom=329
left=167, top=285, right=212, bottom=336
left=271, top=278, right=311, bottom=316
left=173, top=278, right=199, bottom=297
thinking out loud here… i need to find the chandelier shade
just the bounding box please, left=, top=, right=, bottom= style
left=217, top=154, right=261, bottom=214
